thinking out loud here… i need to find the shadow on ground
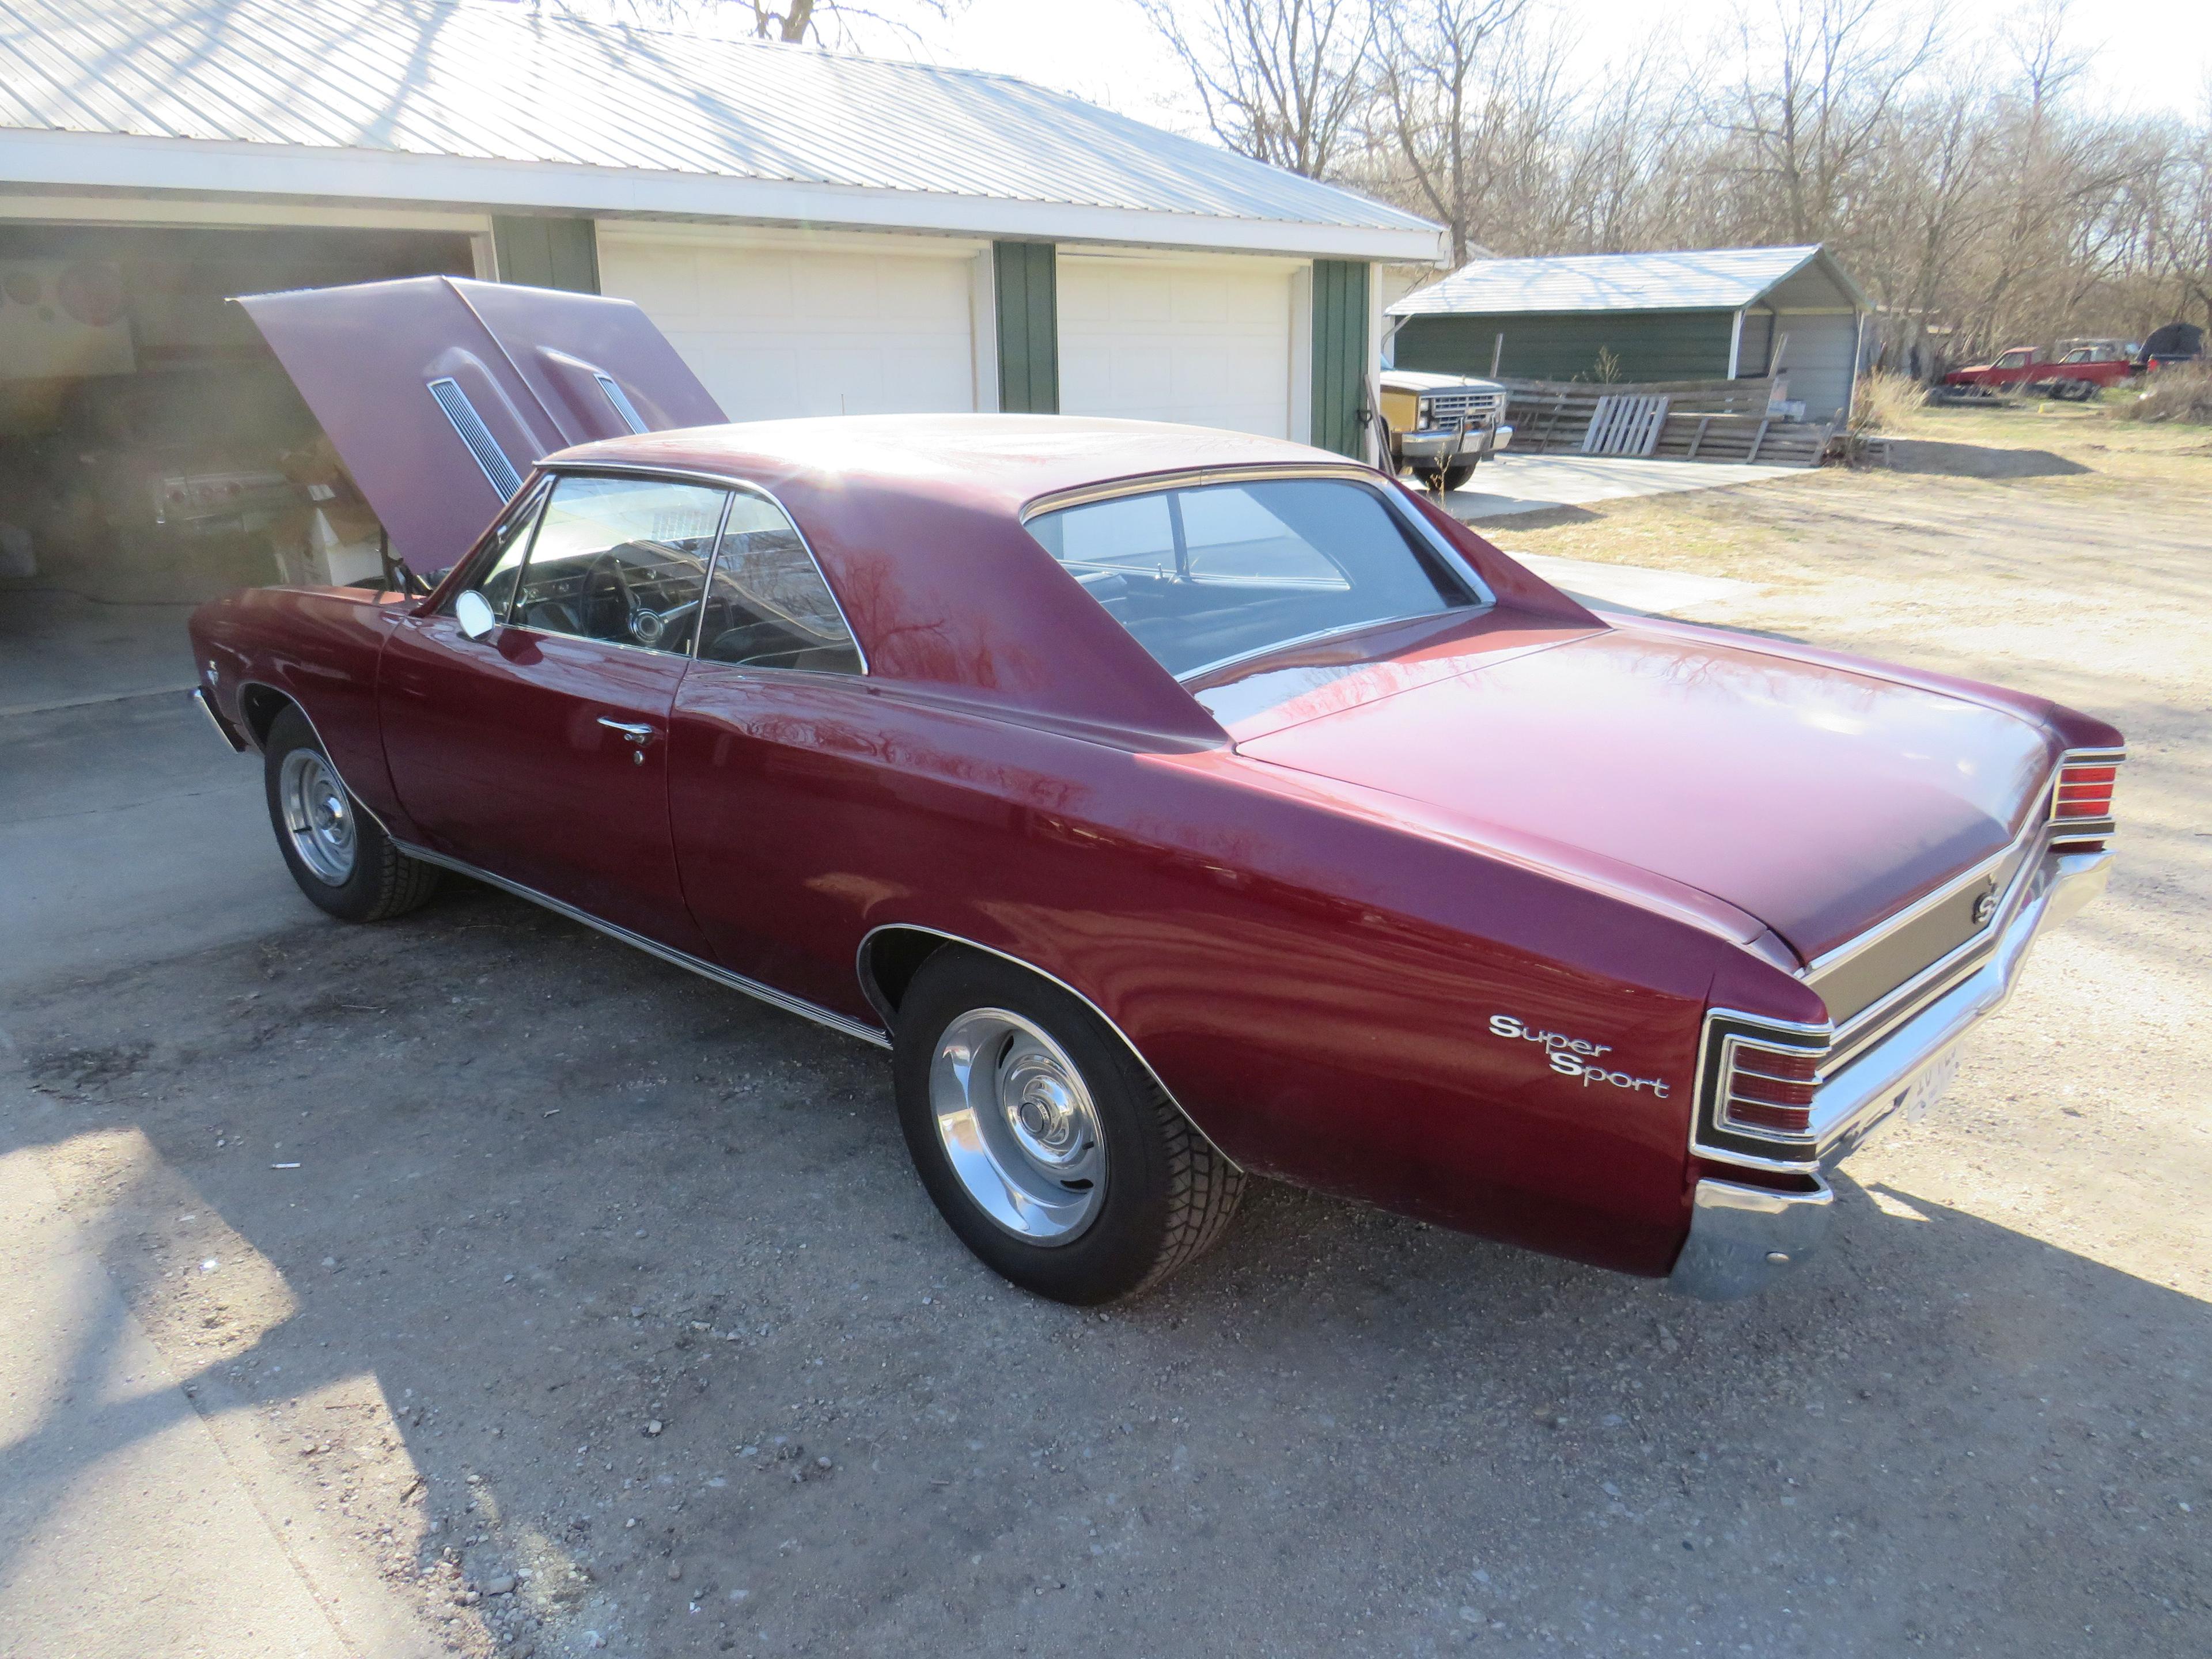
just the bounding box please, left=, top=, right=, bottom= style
left=1878, top=439, right=2092, bottom=479
left=3, top=881, right=2205, bottom=1658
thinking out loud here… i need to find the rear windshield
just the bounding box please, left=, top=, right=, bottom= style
left=1026, top=477, right=1478, bottom=679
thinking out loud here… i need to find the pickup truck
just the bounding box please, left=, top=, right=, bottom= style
left=1940, top=344, right=2133, bottom=400
left=1377, top=370, right=1513, bottom=491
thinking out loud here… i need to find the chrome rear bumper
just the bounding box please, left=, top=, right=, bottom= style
left=1670, top=844, right=2111, bottom=1300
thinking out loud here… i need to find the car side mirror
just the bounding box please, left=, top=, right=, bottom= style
left=455, top=589, right=498, bottom=641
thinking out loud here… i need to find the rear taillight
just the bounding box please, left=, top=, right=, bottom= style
left=2050, top=749, right=2123, bottom=844
left=1719, top=1039, right=1824, bottom=1140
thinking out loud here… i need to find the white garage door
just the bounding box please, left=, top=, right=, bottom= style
left=596, top=229, right=979, bottom=423
left=1058, top=256, right=1294, bottom=438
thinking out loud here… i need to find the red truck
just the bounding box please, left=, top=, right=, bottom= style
left=1940, top=342, right=2134, bottom=400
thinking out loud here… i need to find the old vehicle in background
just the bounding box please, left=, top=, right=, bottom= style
left=190, top=277, right=2123, bottom=1307
left=1377, top=369, right=1513, bottom=491
left=1939, top=343, right=2134, bottom=400
left=2134, top=321, right=2205, bottom=374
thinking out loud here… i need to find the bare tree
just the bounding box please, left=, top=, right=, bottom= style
left=1372, top=0, right=1530, bottom=265
left=1138, top=0, right=1376, bottom=178
left=1720, top=0, right=1941, bottom=244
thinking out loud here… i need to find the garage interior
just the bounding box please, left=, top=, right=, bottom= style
left=0, top=220, right=472, bottom=711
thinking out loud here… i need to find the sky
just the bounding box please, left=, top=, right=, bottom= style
left=897, top=0, right=2211, bottom=130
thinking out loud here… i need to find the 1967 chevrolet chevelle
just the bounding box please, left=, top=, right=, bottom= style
left=189, top=279, right=2123, bottom=1304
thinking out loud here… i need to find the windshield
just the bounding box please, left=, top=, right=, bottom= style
left=1027, top=477, right=1479, bottom=680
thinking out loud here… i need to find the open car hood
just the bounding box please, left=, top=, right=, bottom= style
left=1235, top=624, right=2058, bottom=963
left=237, top=277, right=726, bottom=574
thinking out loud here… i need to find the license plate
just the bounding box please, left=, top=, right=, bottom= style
left=1899, top=1047, right=1961, bottom=1124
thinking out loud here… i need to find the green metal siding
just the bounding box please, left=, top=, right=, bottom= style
left=1395, top=310, right=1737, bottom=383
left=1310, top=259, right=1369, bottom=457
left=994, top=241, right=1058, bottom=414
left=493, top=215, right=600, bottom=293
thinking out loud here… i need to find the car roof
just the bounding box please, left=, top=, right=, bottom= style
left=544, top=414, right=1353, bottom=512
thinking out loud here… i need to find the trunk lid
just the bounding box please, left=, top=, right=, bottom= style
left=1234, top=623, right=2055, bottom=962
left=237, top=276, right=725, bottom=574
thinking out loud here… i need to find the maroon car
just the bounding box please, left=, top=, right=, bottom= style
left=189, top=279, right=2123, bottom=1305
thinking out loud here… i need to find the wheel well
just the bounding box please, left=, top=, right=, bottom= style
left=859, top=927, right=960, bottom=1028
left=236, top=683, right=294, bottom=748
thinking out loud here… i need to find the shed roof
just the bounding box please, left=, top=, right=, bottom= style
left=1389, top=245, right=1866, bottom=317
left=0, top=0, right=1441, bottom=260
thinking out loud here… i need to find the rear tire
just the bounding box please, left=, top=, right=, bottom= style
left=263, top=705, right=440, bottom=923
left=892, top=950, right=1245, bottom=1304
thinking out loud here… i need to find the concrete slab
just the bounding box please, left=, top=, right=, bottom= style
left=0, top=593, right=202, bottom=717
left=1501, top=550, right=1766, bottom=618
left=0, top=692, right=305, bottom=1001
left=1439, top=452, right=1806, bottom=522
left=0, top=1144, right=358, bottom=1659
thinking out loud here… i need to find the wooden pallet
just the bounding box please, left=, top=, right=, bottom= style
left=1583, top=393, right=1671, bottom=456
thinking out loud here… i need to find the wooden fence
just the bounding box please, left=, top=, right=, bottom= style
left=1498, top=376, right=1833, bottom=468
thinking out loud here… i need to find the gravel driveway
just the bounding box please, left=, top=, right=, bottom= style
left=3, top=419, right=2206, bottom=1658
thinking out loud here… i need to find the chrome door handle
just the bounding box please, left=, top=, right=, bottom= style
left=596, top=718, right=656, bottom=744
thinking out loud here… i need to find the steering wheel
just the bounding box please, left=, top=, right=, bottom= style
left=582, top=548, right=698, bottom=649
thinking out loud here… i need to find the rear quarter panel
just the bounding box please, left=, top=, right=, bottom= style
left=671, top=675, right=1790, bottom=1276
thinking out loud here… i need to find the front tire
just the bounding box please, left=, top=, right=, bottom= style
left=263, top=704, right=440, bottom=922
left=892, top=950, right=1245, bottom=1304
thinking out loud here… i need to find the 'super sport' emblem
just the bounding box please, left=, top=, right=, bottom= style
left=1487, top=1014, right=1671, bottom=1097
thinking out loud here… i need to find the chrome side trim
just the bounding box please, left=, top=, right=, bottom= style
left=190, top=686, right=246, bottom=753
left=853, top=923, right=1245, bottom=1173
left=397, top=842, right=891, bottom=1050
left=1667, top=1175, right=1835, bottom=1301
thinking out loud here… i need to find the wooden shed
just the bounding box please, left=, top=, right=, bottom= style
left=1387, top=245, right=1868, bottom=424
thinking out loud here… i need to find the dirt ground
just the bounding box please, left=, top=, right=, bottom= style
left=4, top=405, right=2207, bottom=1658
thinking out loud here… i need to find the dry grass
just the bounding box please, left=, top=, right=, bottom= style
left=1482, top=402, right=2212, bottom=578
left=1847, top=368, right=1927, bottom=435
left=2111, top=361, right=2212, bottom=425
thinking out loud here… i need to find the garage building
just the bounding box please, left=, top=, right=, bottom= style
left=0, top=0, right=1437, bottom=608
left=1388, top=245, right=1868, bottom=423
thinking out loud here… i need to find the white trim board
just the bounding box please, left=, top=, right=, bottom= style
left=0, top=130, right=1446, bottom=263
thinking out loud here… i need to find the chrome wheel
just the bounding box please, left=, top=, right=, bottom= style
left=929, top=1008, right=1106, bottom=1244
left=279, top=748, right=355, bottom=886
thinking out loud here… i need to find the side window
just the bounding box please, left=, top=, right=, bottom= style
left=509, top=475, right=728, bottom=655
left=696, top=494, right=861, bottom=675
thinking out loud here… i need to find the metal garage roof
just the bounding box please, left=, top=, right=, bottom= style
left=0, top=0, right=1440, bottom=259
left=1389, top=245, right=1866, bottom=316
